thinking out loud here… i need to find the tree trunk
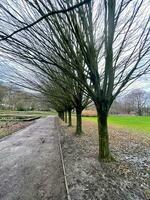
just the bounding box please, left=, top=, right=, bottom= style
left=58, top=112, right=60, bottom=117
left=68, top=109, right=72, bottom=126
left=58, top=111, right=64, bottom=121
left=138, top=108, right=142, bottom=116
left=58, top=111, right=61, bottom=119
left=64, top=111, right=67, bottom=123
left=75, top=107, right=82, bottom=135
left=96, top=106, right=114, bottom=161
left=61, top=112, right=64, bottom=121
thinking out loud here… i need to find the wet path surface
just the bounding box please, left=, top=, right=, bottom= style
left=0, top=116, right=66, bottom=200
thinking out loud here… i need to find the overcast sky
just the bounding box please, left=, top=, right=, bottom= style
left=0, top=64, right=150, bottom=94
left=0, top=0, right=149, bottom=94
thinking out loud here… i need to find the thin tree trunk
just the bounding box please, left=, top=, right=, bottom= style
left=68, top=109, right=72, bottom=126
left=96, top=106, right=114, bottom=161
left=58, top=111, right=64, bottom=121
left=75, top=107, right=82, bottom=135
left=58, top=111, right=61, bottom=119
left=64, top=111, right=67, bottom=123
left=138, top=108, right=142, bottom=116
left=61, top=111, right=64, bottom=121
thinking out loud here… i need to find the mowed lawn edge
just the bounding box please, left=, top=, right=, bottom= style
left=83, top=115, right=150, bottom=136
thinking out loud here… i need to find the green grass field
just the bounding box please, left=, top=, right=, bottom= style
left=83, top=115, right=150, bottom=135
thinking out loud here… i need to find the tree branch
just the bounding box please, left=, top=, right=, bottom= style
left=0, top=0, right=91, bottom=41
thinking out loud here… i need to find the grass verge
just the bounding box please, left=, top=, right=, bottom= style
left=83, top=115, right=150, bottom=135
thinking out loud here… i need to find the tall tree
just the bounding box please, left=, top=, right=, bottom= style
left=18, top=68, right=90, bottom=134
left=126, top=89, right=148, bottom=116
left=0, top=0, right=149, bottom=161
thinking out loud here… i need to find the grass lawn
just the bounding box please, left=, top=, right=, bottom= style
left=83, top=115, right=150, bottom=135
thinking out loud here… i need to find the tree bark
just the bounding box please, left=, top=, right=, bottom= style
left=138, top=108, right=142, bottom=116
left=96, top=105, right=114, bottom=161
left=58, top=111, right=64, bottom=121
left=62, top=112, right=64, bottom=121
left=64, top=111, right=67, bottom=123
left=68, top=109, right=72, bottom=126
left=58, top=111, right=61, bottom=119
left=75, top=107, right=82, bottom=135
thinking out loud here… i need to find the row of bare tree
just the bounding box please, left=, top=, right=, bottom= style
left=0, top=0, right=149, bottom=161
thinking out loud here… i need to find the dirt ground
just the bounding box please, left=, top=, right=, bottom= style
left=60, top=120, right=150, bottom=200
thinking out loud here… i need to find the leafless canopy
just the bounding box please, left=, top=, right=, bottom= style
left=0, top=0, right=149, bottom=160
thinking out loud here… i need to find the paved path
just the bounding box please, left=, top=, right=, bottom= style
left=0, top=116, right=67, bottom=200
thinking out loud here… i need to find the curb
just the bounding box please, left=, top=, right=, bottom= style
left=56, top=117, right=71, bottom=200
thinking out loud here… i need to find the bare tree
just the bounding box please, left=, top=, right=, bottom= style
left=0, top=0, right=91, bottom=41
left=127, top=89, right=148, bottom=116
left=0, top=0, right=149, bottom=161
left=123, top=94, right=135, bottom=114
left=17, top=68, right=90, bottom=133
